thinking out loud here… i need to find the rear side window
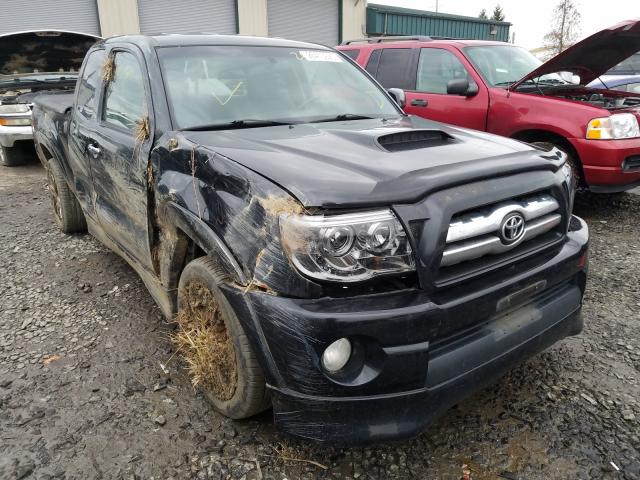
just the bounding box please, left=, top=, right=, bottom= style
left=75, top=49, right=106, bottom=120
left=365, top=49, right=381, bottom=75
left=102, top=51, right=147, bottom=132
left=374, top=48, right=414, bottom=90
left=340, top=49, right=360, bottom=61
left=416, top=48, right=471, bottom=94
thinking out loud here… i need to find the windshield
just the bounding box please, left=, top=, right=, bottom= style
left=157, top=45, right=400, bottom=129
left=465, top=45, right=566, bottom=87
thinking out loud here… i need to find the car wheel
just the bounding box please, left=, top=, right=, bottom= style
left=531, top=141, right=582, bottom=186
left=46, top=160, right=87, bottom=234
left=0, top=145, right=28, bottom=166
left=175, top=256, right=271, bottom=419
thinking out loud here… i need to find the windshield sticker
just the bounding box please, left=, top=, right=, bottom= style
left=292, top=50, right=343, bottom=63
left=212, top=81, right=245, bottom=106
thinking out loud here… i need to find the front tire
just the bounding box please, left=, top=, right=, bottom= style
left=46, top=160, right=87, bottom=234
left=176, top=257, right=271, bottom=419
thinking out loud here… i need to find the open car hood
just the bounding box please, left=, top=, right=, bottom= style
left=0, top=30, right=100, bottom=77
left=513, top=19, right=640, bottom=88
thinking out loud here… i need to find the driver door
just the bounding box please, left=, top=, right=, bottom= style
left=404, top=47, right=489, bottom=131
left=89, top=48, right=154, bottom=270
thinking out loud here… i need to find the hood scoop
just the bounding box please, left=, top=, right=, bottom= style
left=377, top=129, right=454, bottom=152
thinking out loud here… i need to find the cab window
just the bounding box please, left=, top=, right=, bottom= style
left=102, top=51, right=146, bottom=131
left=76, top=49, right=106, bottom=120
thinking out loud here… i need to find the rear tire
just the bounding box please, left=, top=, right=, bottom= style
left=0, top=145, right=29, bottom=166
left=176, top=256, right=271, bottom=419
left=46, top=160, right=87, bottom=234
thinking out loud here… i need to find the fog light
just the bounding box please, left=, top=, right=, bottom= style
left=321, top=338, right=352, bottom=373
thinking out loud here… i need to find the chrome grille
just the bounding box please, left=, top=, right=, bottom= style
left=441, top=194, right=561, bottom=267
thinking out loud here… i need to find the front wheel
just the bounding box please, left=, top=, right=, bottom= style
left=175, top=256, right=271, bottom=419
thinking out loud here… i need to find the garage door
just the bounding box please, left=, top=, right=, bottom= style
left=0, top=0, right=100, bottom=36
left=138, top=0, right=237, bottom=35
left=268, top=0, right=339, bottom=46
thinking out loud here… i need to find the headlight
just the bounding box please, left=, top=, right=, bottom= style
left=586, top=113, right=640, bottom=139
left=280, top=209, right=415, bottom=282
left=0, top=117, right=31, bottom=126
left=0, top=104, right=30, bottom=114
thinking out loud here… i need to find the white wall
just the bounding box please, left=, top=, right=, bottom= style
left=97, top=0, right=140, bottom=36
left=97, top=0, right=365, bottom=41
left=342, top=0, right=367, bottom=43
left=238, top=0, right=268, bottom=36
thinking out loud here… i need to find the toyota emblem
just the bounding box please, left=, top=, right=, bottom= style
left=500, top=212, right=526, bottom=244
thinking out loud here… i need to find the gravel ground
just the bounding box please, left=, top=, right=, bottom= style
left=1, top=162, right=639, bottom=480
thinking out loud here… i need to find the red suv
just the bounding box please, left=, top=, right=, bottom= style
left=337, top=20, right=640, bottom=192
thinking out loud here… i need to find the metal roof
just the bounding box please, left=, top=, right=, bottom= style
left=366, top=3, right=511, bottom=42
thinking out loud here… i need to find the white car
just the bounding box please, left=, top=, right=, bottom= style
left=0, top=30, right=98, bottom=166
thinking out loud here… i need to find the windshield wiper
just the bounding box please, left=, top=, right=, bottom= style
left=494, top=81, right=517, bottom=87
left=311, top=114, right=376, bottom=123
left=0, top=78, right=48, bottom=85
left=0, top=76, right=77, bottom=86
left=180, top=119, right=296, bottom=132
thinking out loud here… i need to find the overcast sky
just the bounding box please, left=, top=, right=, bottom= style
left=372, top=0, right=638, bottom=49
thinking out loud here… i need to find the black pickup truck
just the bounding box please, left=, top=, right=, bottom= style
left=32, top=34, right=589, bottom=445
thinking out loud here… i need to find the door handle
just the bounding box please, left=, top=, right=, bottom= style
left=411, top=98, right=428, bottom=107
left=87, top=144, right=101, bottom=158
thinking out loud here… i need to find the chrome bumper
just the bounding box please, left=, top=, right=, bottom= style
left=0, top=124, right=33, bottom=147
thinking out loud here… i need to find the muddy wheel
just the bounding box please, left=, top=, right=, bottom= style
left=0, top=145, right=28, bottom=167
left=175, top=256, right=271, bottom=419
left=531, top=141, right=583, bottom=186
left=46, top=160, right=87, bottom=234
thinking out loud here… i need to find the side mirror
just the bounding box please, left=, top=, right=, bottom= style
left=447, top=78, right=478, bottom=96
left=387, top=88, right=406, bottom=109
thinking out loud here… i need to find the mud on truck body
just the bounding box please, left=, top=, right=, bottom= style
left=32, top=34, right=589, bottom=444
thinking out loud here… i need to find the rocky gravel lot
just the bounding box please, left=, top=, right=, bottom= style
left=1, top=163, right=639, bottom=480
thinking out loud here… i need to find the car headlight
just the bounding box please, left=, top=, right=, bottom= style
left=280, top=209, right=415, bottom=282
left=0, top=117, right=31, bottom=126
left=586, top=113, right=640, bottom=139
left=0, top=104, right=30, bottom=114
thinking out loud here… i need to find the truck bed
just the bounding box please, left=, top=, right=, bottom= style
left=33, top=92, right=74, bottom=115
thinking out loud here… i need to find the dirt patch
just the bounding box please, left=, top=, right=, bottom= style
left=101, top=55, right=114, bottom=83
left=173, top=282, right=237, bottom=401
left=259, top=195, right=304, bottom=217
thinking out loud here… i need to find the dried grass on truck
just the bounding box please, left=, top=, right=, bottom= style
left=172, top=282, right=237, bottom=400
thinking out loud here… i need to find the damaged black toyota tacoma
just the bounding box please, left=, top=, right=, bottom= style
left=32, top=34, right=589, bottom=444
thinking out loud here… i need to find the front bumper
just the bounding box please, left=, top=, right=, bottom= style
left=0, top=124, right=33, bottom=147
left=572, top=137, right=640, bottom=191
left=222, top=216, right=589, bottom=444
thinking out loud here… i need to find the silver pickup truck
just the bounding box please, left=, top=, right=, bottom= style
left=0, top=30, right=98, bottom=166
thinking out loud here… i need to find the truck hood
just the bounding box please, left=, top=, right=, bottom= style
left=513, top=19, right=640, bottom=87
left=183, top=116, right=562, bottom=208
left=0, top=30, right=99, bottom=79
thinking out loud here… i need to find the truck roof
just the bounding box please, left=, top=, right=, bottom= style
left=100, top=33, right=332, bottom=51
left=338, top=39, right=510, bottom=49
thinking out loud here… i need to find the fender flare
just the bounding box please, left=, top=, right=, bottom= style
left=163, top=201, right=248, bottom=285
